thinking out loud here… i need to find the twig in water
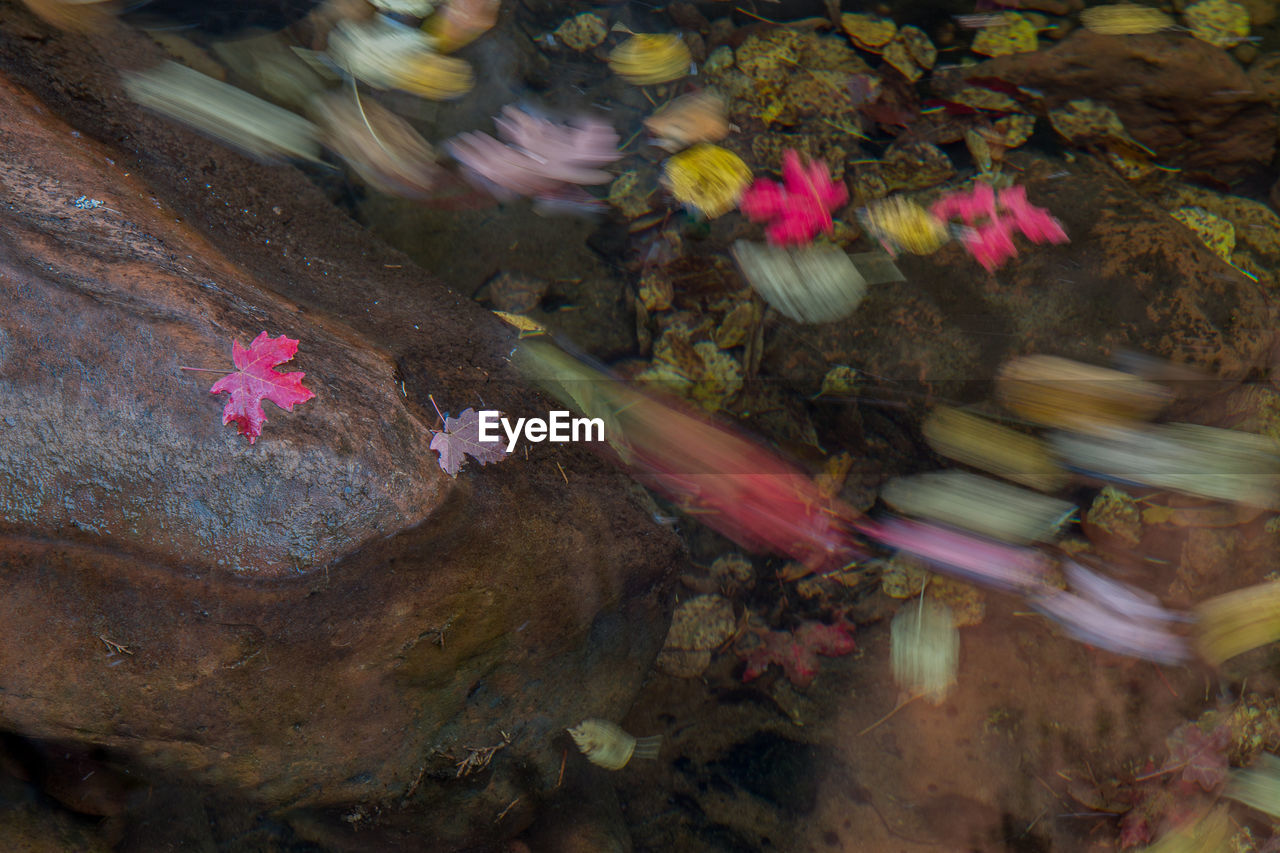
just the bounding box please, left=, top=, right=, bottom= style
left=858, top=694, right=921, bottom=737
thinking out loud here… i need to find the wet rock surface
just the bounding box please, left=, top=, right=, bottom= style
left=0, top=10, right=681, bottom=850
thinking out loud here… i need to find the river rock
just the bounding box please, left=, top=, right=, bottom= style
left=963, top=29, right=1276, bottom=182
left=0, top=15, right=681, bottom=851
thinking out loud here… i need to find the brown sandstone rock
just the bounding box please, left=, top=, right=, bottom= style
left=0, top=16, right=680, bottom=853
left=963, top=30, right=1276, bottom=182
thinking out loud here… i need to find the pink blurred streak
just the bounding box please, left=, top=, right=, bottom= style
left=447, top=105, right=620, bottom=203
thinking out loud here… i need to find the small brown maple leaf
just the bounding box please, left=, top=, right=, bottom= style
left=430, top=407, right=508, bottom=477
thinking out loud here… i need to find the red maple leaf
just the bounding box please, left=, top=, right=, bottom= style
left=209, top=332, right=315, bottom=444
left=738, top=149, right=848, bottom=246
left=735, top=617, right=857, bottom=687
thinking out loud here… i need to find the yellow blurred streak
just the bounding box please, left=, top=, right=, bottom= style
left=922, top=406, right=1067, bottom=492
left=609, top=34, right=691, bottom=86
left=423, top=0, right=500, bottom=53
left=21, top=0, right=112, bottom=33
left=122, top=61, right=321, bottom=163
left=1080, top=3, right=1175, bottom=35
left=1196, top=581, right=1280, bottom=665
left=1140, top=805, right=1229, bottom=852
left=996, top=355, right=1172, bottom=435
left=393, top=50, right=475, bottom=100
left=662, top=144, right=751, bottom=219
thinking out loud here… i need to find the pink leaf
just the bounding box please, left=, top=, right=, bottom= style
left=930, top=181, right=1068, bottom=271
left=447, top=106, right=620, bottom=203
left=739, top=149, right=848, bottom=246
left=736, top=618, right=856, bottom=687
left=430, top=407, right=508, bottom=477
left=209, top=332, right=315, bottom=444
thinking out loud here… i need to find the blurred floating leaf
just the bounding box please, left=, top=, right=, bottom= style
left=732, top=240, right=868, bottom=324
left=1196, top=581, right=1280, bottom=665
left=922, top=406, right=1067, bottom=492
left=395, top=48, right=476, bottom=99
left=859, top=196, right=950, bottom=255
left=891, top=598, right=959, bottom=703
left=644, top=90, right=731, bottom=153
left=423, top=0, right=501, bottom=53
left=882, top=470, right=1076, bottom=544
left=1226, top=753, right=1280, bottom=818
left=996, top=354, right=1173, bottom=434
left=663, top=144, right=752, bottom=219
left=213, top=31, right=327, bottom=115
left=609, top=34, right=691, bottom=85
left=1080, top=3, right=1175, bottom=34
left=123, top=61, right=321, bottom=163
left=370, top=0, right=435, bottom=14
left=329, top=17, right=435, bottom=90
left=1140, top=805, right=1229, bottom=853
left=520, top=341, right=862, bottom=567
left=314, top=90, right=442, bottom=199
left=449, top=107, right=619, bottom=199
left=1184, top=0, right=1250, bottom=47
left=1054, top=423, right=1280, bottom=508
left=327, top=16, right=475, bottom=99
left=510, top=338, right=630, bottom=458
